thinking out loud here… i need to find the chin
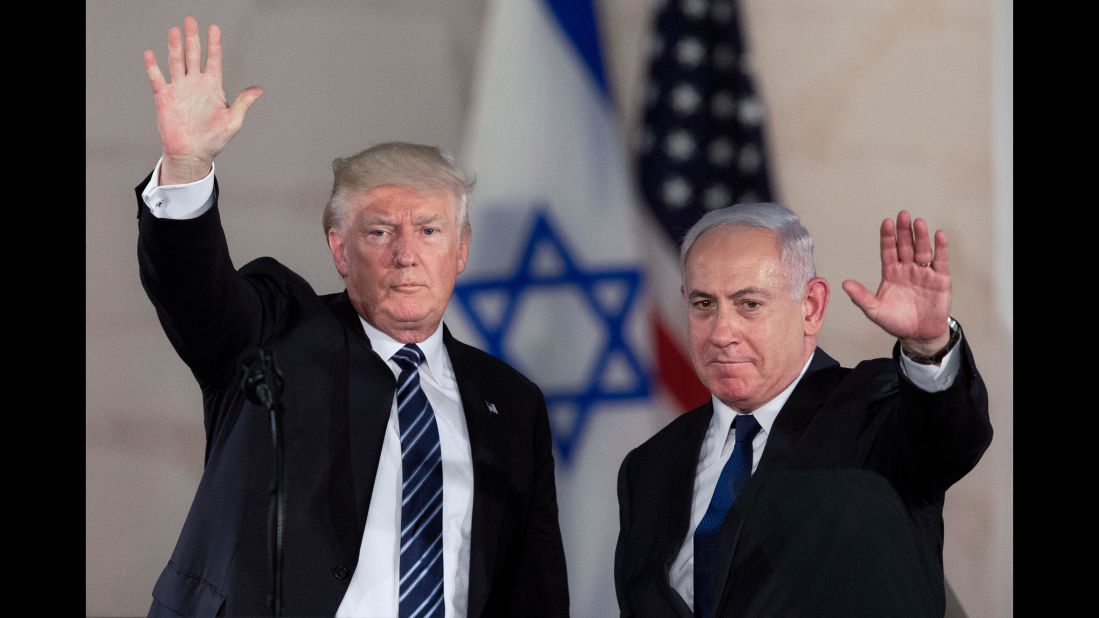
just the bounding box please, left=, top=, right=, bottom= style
left=390, top=314, right=432, bottom=328
left=709, top=381, right=754, bottom=405
left=390, top=306, right=441, bottom=327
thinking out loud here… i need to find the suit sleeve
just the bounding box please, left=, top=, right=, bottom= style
left=136, top=173, right=292, bottom=392
left=867, top=328, right=993, bottom=499
left=510, top=386, right=571, bottom=616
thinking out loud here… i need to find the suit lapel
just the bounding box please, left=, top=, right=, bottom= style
left=635, top=404, right=712, bottom=614
left=757, top=348, right=841, bottom=473
left=710, top=348, right=843, bottom=615
left=663, top=403, right=713, bottom=566
left=443, top=326, right=512, bottom=618
left=327, top=292, right=396, bottom=567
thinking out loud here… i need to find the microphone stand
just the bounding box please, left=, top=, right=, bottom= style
left=241, top=349, right=286, bottom=618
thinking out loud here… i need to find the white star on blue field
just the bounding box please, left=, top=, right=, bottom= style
left=452, top=209, right=650, bottom=463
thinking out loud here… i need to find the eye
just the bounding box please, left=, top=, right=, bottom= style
left=742, top=300, right=761, bottom=310
left=692, top=299, right=713, bottom=310
left=423, top=227, right=438, bottom=236
left=368, top=229, right=387, bottom=238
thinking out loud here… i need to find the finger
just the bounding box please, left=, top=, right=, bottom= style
left=896, top=210, right=914, bottom=263
left=932, top=229, right=950, bottom=276
left=206, top=24, right=223, bottom=83
left=912, top=217, right=933, bottom=266
left=841, top=279, right=878, bottom=316
left=167, top=26, right=184, bottom=81
left=879, top=217, right=898, bottom=268
left=143, top=50, right=166, bottom=94
left=228, top=86, right=265, bottom=130
left=184, top=16, right=201, bottom=75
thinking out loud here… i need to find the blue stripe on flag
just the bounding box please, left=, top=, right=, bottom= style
left=543, top=0, right=609, bottom=97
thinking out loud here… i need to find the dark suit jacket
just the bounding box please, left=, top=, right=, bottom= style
left=136, top=177, right=569, bottom=617
left=615, top=345, right=992, bottom=617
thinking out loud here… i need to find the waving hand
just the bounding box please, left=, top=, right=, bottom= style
left=143, top=16, right=263, bottom=185
left=841, top=211, right=953, bottom=357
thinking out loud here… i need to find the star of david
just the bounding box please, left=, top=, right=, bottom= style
left=452, top=208, right=650, bottom=463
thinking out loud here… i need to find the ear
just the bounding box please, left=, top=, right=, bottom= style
left=456, top=228, right=471, bottom=275
left=802, top=277, right=829, bottom=336
left=327, top=228, right=349, bottom=279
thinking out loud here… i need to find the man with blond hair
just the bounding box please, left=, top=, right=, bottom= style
left=138, top=17, right=568, bottom=617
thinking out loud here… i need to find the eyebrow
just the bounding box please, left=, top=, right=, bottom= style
left=357, top=216, right=396, bottom=228
left=355, top=214, right=447, bottom=228
left=412, top=214, right=445, bottom=226
left=687, top=287, right=773, bottom=300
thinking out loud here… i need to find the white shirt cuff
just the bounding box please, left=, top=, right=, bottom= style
left=140, top=157, right=216, bottom=220
left=898, top=324, right=962, bottom=392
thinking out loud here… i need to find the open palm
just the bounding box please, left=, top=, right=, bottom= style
left=842, top=211, right=952, bottom=353
left=143, top=16, right=262, bottom=184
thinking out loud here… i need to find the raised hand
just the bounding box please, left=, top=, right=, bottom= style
left=841, top=211, right=952, bottom=357
left=143, top=16, right=263, bottom=185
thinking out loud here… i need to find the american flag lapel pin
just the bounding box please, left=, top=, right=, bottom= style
left=486, top=401, right=499, bottom=415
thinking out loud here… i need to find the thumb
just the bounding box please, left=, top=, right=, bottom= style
left=229, top=85, right=264, bottom=124
left=841, top=279, right=876, bottom=316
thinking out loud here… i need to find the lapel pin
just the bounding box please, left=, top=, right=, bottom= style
left=486, top=401, right=499, bottom=415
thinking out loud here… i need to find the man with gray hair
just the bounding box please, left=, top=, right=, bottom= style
left=137, top=17, right=568, bottom=617
left=615, top=202, right=991, bottom=616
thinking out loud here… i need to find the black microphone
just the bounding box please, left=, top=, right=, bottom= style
left=239, top=348, right=284, bottom=409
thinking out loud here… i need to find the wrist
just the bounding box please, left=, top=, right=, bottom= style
left=900, top=318, right=960, bottom=365
left=160, top=154, right=214, bottom=185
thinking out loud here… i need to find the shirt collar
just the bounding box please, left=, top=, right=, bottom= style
left=710, top=351, right=817, bottom=441
left=357, top=317, right=446, bottom=378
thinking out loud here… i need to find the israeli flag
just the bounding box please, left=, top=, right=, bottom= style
left=448, top=0, right=666, bottom=613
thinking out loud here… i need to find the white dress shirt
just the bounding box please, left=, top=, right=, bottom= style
left=141, top=160, right=476, bottom=617
left=668, top=343, right=963, bottom=609
left=337, top=320, right=474, bottom=618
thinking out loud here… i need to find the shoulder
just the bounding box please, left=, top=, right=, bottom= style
left=623, top=402, right=710, bottom=470
left=236, top=256, right=333, bottom=319
left=444, top=328, right=541, bottom=393
left=442, top=328, right=550, bottom=432
left=806, top=348, right=897, bottom=406
left=835, top=357, right=901, bottom=403
left=238, top=256, right=316, bottom=293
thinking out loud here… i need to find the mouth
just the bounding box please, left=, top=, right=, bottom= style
left=392, top=283, right=426, bottom=292
left=709, top=359, right=753, bottom=366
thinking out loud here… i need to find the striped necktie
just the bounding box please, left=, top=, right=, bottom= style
left=391, top=344, right=445, bottom=618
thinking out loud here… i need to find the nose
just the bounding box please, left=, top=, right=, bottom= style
left=392, top=232, right=418, bottom=267
left=709, top=306, right=740, bottom=348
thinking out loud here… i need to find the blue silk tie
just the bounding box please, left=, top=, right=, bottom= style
left=693, top=413, right=762, bottom=618
left=391, top=344, right=445, bottom=618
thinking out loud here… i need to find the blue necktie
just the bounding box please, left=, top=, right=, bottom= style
left=693, top=413, right=762, bottom=618
left=391, top=344, right=445, bottom=618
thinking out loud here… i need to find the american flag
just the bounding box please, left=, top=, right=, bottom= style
left=634, top=0, right=777, bottom=412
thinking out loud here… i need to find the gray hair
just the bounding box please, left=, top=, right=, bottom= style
left=680, top=203, right=816, bottom=299
left=322, top=142, right=475, bottom=236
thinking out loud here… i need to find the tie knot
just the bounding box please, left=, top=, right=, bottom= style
left=391, top=343, right=425, bottom=370
left=734, top=414, right=761, bottom=443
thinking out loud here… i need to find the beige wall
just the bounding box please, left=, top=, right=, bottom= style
left=86, top=1, right=1011, bottom=615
